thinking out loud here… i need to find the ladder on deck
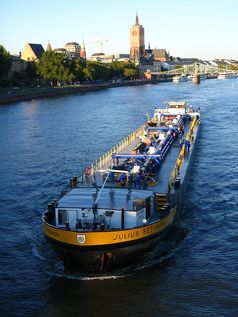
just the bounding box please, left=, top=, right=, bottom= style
left=155, top=194, right=169, bottom=217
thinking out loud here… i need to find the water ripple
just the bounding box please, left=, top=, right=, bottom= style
left=1, top=79, right=238, bottom=316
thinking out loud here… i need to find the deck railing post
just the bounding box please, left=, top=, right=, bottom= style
left=91, top=164, right=94, bottom=176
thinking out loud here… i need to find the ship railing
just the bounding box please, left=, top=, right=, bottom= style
left=169, top=145, right=185, bottom=187
left=186, top=116, right=197, bottom=142
left=59, top=183, right=71, bottom=198
left=169, top=115, right=198, bottom=188
left=89, top=124, right=145, bottom=175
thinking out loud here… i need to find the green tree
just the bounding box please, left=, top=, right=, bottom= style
left=23, top=62, right=39, bottom=86
left=38, top=51, right=75, bottom=86
left=70, top=58, right=86, bottom=82
left=83, top=62, right=111, bottom=81
left=124, top=68, right=137, bottom=79
left=83, top=63, right=96, bottom=81
left=110, top=61, right=125, bottom=78
left=0, top=45, right=11, bottom=83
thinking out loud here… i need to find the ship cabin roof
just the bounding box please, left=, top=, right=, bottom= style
left=57, top=187, right=153, bottom=211
left=168, top=101, right=186, bottom=108
left=154, top=101, right=187, bottom=117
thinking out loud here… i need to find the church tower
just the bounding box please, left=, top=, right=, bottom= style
left=130, top=13, right=145, bottom=63
left=80, top=41, right=86, bottom=60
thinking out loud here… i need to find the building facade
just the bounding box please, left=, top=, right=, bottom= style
left=21, top=43, right=45, bottom=62
left=53, top=48, right=69, bottom=56
left=88, top=53, right=114, bottom=63
left=153, top=49, right=169, bottom=62
left=10, top=54, right=27, bottom=73
left=64, top=42, right=81, bottom=58
left=130, top=14, right=145, bottom=63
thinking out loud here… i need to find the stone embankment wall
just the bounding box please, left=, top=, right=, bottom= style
left=0, top=79, right=168, bottom=105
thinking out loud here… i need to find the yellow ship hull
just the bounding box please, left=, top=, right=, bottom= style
left=43, top=207, right=177, bottom=273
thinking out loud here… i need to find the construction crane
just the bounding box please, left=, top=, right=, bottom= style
left=98, top=38, right=108, bottom=53
left=88, top=38, right=109, bottom=53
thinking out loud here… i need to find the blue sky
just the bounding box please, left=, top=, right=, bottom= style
left=1, top=0, right=237, bottom=60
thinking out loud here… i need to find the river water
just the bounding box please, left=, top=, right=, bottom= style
left=0, top=79, right=238, bottom=317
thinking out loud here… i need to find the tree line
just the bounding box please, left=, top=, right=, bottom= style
left=0, top=45, right=12, bottom=86
left=0, top=45, right=139, bottom=87
left=37, top=51, right=139, bottom=86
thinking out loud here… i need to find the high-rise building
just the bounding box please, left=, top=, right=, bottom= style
left=130, top=13, right=145, bottom=62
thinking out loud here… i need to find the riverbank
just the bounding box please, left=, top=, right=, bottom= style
left=0, top=79, right=170, bottom=105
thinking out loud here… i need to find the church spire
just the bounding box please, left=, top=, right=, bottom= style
left=135, top=12, right=139, bottom=25
left=46, top=41, right=52, bottom=52
left=80, top=39, right=86, bottom=59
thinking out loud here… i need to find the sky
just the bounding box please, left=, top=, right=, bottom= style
left=1, top=0, right=237, bottom=60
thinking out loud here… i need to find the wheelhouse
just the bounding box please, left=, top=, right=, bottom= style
left=44, top=188, right=154, bottom=231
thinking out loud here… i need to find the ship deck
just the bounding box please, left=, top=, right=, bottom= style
left=80, top=121, right=191, bottom=194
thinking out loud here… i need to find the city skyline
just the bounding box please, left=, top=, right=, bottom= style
left=1, top=0, right=238, bottom=60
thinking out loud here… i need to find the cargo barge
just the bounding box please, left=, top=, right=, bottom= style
left=42, top=101, right=200, bottom=273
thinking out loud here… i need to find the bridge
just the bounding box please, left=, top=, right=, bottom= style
left=150, top=63, right=238, bottom=77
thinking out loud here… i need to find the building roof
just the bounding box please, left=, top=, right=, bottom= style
left=162, top=61, right=179, bottom=65
left=91, top=52, right=105, bottom=56
left=11, top=54, right=21, bottom=61
left=65, top=42, right=80, bottom=46
left=28, top=43, right=45, bottom=59
left=153, top=49, right=168, bottom=58
left=179, top=58, right=200, bottom=63
left=21, top=43, right=45, bottom=62
left=57, top=187, right=152, bottom=210
left=54, top=48, right=67, bottom=52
